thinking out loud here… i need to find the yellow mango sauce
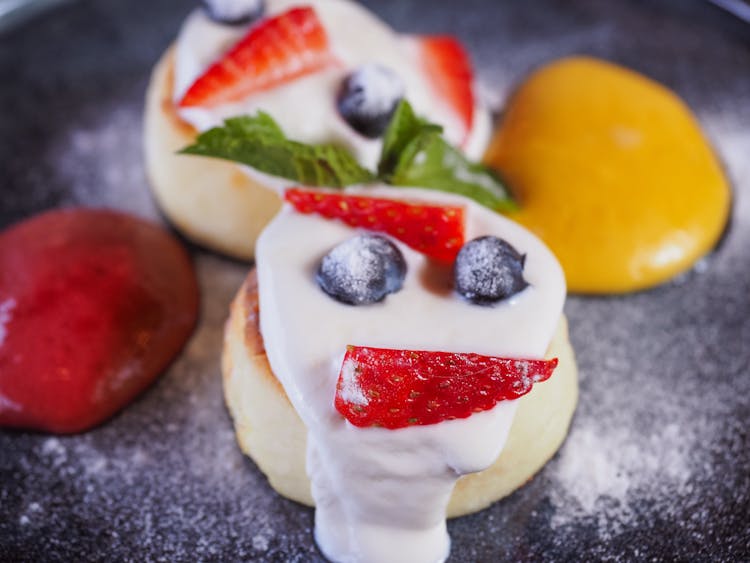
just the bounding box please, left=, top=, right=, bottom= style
left=485, top=56, right=730, bottom=293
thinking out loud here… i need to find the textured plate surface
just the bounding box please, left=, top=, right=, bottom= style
left=1, top=0, right=749, bottom=561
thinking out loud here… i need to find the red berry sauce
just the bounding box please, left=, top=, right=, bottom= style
left=0, top=209, right=199, bottom=434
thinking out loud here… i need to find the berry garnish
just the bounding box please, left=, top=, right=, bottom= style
left=201, top=0, right=265, bottom=25
left=317, top=234, right=407, bottom=305
left=285, top=188, right=465, bottom=263
left=418, top=36, right=474, bottom=141
left=454, top=236, right=528, bottom=304
left=180, top=6, right=333, bottom=108
left=335, top=346, right=557, bottom=429
left=337, top=64, right=404, bottom=139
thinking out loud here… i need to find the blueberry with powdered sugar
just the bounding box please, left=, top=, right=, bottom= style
left=454, top=236, right=528, bottom=304
left=337, top=64, right=405, bottom=138
left=317, top=234, right=407, bottom=305
left=201, top=0, right=265, bottom=25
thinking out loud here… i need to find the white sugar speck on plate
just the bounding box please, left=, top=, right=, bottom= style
left=547, top=422, right=691, bottom=539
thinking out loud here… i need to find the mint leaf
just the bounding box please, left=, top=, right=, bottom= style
left=390, top=131, right=517, bottom=212
left=378, top=101, right=515, bottom=212
left=180, top=113, right=374, bottom=188
left=223, top=112, right=284, bottom=138
left=378, top=100, right=442, bottom=177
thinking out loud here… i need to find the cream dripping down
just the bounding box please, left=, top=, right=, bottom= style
left=256, top=186, right=565, bottom=562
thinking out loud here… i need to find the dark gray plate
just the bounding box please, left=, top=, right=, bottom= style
left=1, top=1, right=749, bottom=561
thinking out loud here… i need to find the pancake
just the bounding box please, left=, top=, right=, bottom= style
left=144, top=11, right=492, bottom=262
left=221, top=270, right=578, bottom=518
left=143, top=47, right=283, bottom=261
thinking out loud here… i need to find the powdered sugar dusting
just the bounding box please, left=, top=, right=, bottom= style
left=340, top=63, right=405, bottom=117
left=317, top=233, right=406, bottom=305
left=454, top=236, right=528, bottom=303
left=338, top=357, right=368, bottom=406
left=323, top=237, right=385, bottom=292
left=0, top=297, right=16, bottom=348
left=47, top=101, right=161, bottom=221
left=0, top=295, right=19, bottom=414
left=0, top=392, right=22, bottom=413
left=203, top=0, right=263, bottom=23
left=548, top=423, right=691, bottom=538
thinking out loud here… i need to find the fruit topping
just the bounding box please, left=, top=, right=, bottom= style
left=418, top=36, right=474, bottom=141
left=285, top=188, right=465, bottom=263
left=201, top=0, right=265, bottom=25
left=179, top=6, right=334, bottom=108
left=337, top=64, right=405, bottom=139
left=317, top=234, right=407, bottom=305
left=335, top=346, right=557, bottom=429
left=0, top=209, right=199, bottom=434
left=454, top=236, right=528, bottom=304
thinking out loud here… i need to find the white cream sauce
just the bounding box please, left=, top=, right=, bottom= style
left=256, top=186, right=565, bottom=562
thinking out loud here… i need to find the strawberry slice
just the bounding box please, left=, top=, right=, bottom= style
left=285, top=188, right=465, bottom=263
left=335, top=346, right=557, bottom=429
left=179, top=7, right=334, bottom=108
left=418, top=36, right=475, bottom=142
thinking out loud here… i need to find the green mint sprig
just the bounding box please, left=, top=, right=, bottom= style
left=378, top=102, right=516, bottom=212
left=180, top=101, right=515, bottom=212
left=179, top=113, right=374, bottom=188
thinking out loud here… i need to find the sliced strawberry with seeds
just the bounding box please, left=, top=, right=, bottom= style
left=179, top=7, right=334, bottom=108
left=335, top=346, right=557, bottom=429
left=285, top=188, right=465, bottom=263
left=418, top=36, right=475, bottom=142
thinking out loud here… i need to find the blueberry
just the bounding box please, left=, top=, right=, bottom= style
left=454, top=236, right=529, bottom=304
left=336, top=65, right=404, bottom=138
left=317, top=234, right=407, bottom=305
left=201, top=0, right=265, bottom=25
